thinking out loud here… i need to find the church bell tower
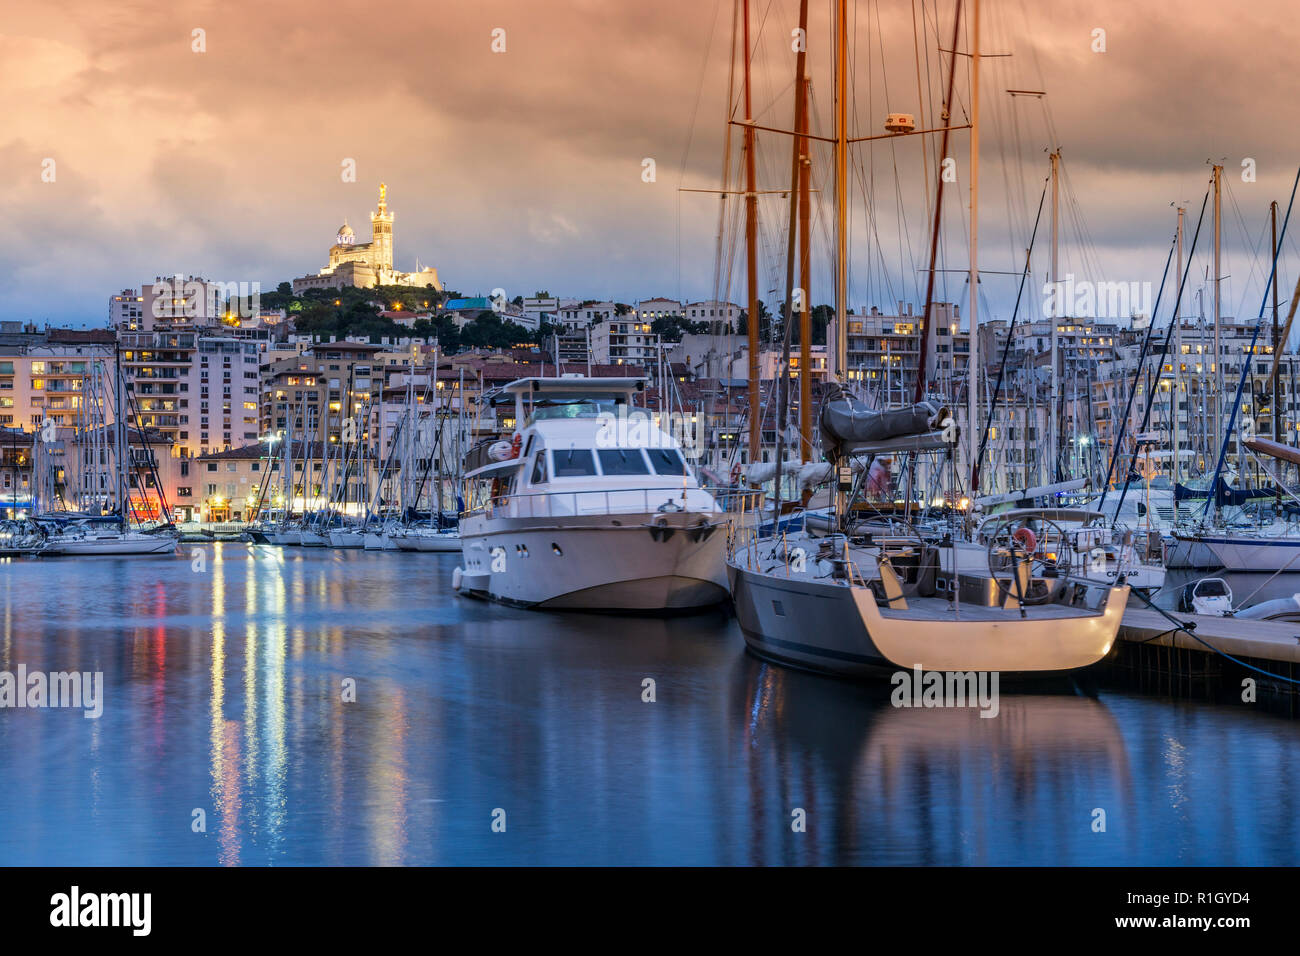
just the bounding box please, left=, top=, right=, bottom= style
left=370, top=182, right=394, bottom=272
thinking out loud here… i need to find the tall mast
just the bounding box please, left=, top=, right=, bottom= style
left=1272, top=199, right=1281, bottom=451
left=771, top=0, right=810, bottom=526
left=1049, top=148, right=1060, bottom=481
left=914, top=2, right=964, bottom=405
left=835, top=0, right=849, bottom=381
left=742, top=0, right=761, bottom=459
left=1174, top=204, right=1184, bottom=483
left=798, top=75, right=812, bottom=466
left=966, top=0, right=980, bottom=488
left=1213, top=162, right=1222, bottom=453
left=115, top=339, right=127, bottom=529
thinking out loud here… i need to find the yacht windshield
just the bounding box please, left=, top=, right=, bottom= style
left=598, top=448, right=650, bottom=475
left=645, top=448, right=687, bottom=475
left=529, top=397, right=622, bottom=421
left=551, top=448, right=598, bottom=477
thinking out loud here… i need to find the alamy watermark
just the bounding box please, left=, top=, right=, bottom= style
left=150, top=274, right=261, bottom=319
left=1042, top=274, right=1151, bottom=320
left=595, top=407, right=706, bottom=460
left=0, top=665, right=103, bottom=718
left=50, top=886, right=150, bottom=936
left=890, top=666, right=1000, bottom=718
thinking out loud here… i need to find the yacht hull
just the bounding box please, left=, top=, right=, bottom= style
left=727, top=558, right=1127, bottom=678
left=412, top=532, right=461, bottom=553
left=42, top=534, right=178, bottom=556
left=1166, top=532, right=1300, bottom=572
left=455, top=514, right=727, bottom=611
left=328, top=530, right=365, bottom=549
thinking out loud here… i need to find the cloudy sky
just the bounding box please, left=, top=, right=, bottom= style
left=3, top=0, right=1298, bottom=328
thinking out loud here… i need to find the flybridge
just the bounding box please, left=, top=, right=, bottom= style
left=489, top=376, right=648, bottom=429
left=495, top=376, right=647, bottom=398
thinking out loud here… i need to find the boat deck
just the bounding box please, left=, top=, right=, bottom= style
left=884, top=599, right=1102, bottom=622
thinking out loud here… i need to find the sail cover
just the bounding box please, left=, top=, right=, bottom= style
left=1175, top=478, right=1275, bottom=506
left=818, top=382, right=941, bottom=455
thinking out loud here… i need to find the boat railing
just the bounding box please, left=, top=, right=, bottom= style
left=463, top=485, right=721, bottom=522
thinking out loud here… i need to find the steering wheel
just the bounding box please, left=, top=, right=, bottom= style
left=983, top=515, right=1077, bottom=605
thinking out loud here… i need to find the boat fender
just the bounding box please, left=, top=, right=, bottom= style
left=452, top=566, right=463, bottom=590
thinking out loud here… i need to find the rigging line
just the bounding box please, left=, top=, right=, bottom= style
left=911, top=0, right=931, bottom=226
left=1202, top=165, right=1300, bottom=521
left=1223, top=179, right=1271, bottom=320
left=1105, top=185, right=1210, bottom=519
left=678, top=0, right=725, bottom=303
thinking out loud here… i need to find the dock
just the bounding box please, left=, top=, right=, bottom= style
left=1110, top=605, right=1300, bottom=706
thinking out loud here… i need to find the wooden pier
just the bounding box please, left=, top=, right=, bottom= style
left=1108, top=606, right=1300, bottom=707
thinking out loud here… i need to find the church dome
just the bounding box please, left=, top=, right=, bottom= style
left=336, top=222, right=355, bottom=244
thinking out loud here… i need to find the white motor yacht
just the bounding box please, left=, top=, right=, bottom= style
left=453, top=377, right=728, bottom=611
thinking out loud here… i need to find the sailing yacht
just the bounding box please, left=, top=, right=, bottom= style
left=40, top=520, right=178, bottom=556
left=729, top=398, right=1129, bottom=676
left=35, top=353, right=179, bottom=557
left=722, top=0, right=1129, bottom=677
left=1167, top=437, right=1300, bottom=572
left=453, top=376, right=728, bottom=610
left=390, top=525, right=461, bottom=552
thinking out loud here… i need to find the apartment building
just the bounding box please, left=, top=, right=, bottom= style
left=0, top=328, right=116, bottom=433
left=119, top=331, right=261, bottom=457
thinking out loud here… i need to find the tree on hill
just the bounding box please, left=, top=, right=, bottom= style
left=650, top=316, right=708, bottom=342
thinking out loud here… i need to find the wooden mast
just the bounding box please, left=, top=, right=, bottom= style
left=772, top=0, right=810, bottom=524
left=1049, top=148, right=1060, bottom=481
left=742, top=0, right=761, bottom=461
left=1272, top=199, right=1281, bottom=450
left=1212, top=162, right=1222, bottom=460
left=834, top=0, right=848, bottom=383
left=966, top=0, right=980, bottom=491
left=914, top=1, right=964, bottom=404
left=798, top=75, right=812, bottom=466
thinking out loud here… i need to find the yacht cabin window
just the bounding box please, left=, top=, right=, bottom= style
left=551, top=448, right=598, bottom=477
left=530, top=451, right=548, bottom=485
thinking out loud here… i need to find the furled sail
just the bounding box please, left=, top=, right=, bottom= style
left=818, top=382, right=945, bottom=456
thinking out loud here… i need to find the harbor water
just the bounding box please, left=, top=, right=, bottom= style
left=0, top=545, right=1297, bottom=865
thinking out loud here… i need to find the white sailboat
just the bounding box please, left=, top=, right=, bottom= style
left=41, top=523, right=178, bottom=556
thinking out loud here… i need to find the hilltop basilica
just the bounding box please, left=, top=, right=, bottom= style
left=291, top=183, right=442, bottom=293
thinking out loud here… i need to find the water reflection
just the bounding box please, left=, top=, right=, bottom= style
left=0, top=546, right=1295, bottom=865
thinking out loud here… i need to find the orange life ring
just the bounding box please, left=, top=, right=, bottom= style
left=1011, top=526, right=1037, bottom=553
left=730, top=462, right=743, bottom=484
left=509, top=434, right=522, bottom=459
